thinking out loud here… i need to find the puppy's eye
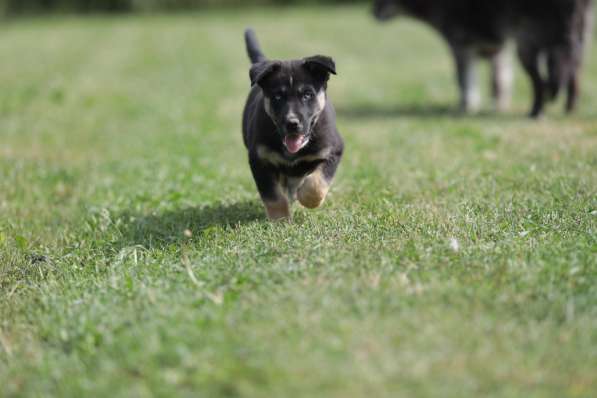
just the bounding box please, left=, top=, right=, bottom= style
left=302, top=92, right=314, bottom=101
left=273, top=94, right=283, bottom=102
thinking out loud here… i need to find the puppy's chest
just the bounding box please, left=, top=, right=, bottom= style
left=256, top=145, right=330, bottom=176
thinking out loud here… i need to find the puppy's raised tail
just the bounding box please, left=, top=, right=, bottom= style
left=245, top=28, right=267, bottom=64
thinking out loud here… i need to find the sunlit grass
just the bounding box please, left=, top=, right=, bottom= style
left=1, top=6, right=596, bottom=397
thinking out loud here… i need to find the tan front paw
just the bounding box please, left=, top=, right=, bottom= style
left=264, top=199, right=291, bottom=221
left=297, top=171, right=329, bottom=209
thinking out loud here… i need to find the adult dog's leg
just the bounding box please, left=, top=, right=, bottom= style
left=249, top=156, right=290, bottom=221
left=491, top=47, right=513, bottom=112
left=517, top=42, right=545, bottom=118
left=565, top=38, right=585, bottom=113
left=566, top=70, right=579, bottom=113
left=452, top=45, right=480, bottom=113
left=546, top=49, right=565, bottom=101
left=566, top=0, right=593, bottom=113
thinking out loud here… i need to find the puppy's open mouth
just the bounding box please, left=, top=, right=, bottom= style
left=283, top=134, right=308, bottom=154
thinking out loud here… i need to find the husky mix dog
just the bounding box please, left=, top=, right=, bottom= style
left=373, top=0, right=594, bottom=117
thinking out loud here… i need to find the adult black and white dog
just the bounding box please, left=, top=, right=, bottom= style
left=242, top=29, right=344, bottom=220
left=373, top=0, right=593, bottom=117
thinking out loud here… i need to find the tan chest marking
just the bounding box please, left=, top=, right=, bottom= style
left=256, top=145, right=331, bottom=167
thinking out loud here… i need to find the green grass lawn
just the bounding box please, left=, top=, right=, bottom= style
left=1, top=5, right=596, bottom=397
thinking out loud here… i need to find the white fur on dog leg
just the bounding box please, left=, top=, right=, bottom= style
left=492, top=48, right=514, bottom=112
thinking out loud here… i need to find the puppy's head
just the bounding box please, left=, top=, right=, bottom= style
left=373, top=0, right=405, bottom=21
left=250, top=56, right=336, bottom=154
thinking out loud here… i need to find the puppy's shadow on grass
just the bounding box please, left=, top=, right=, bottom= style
left=118, top=200, right=263, bottom=249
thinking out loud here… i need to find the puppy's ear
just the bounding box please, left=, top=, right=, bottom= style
left=303, top=55, right=337, bottom=83
left=249, top=61, right=281, bottom=87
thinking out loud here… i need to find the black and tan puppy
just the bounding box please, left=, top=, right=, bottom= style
left=242, top=29, right=344, bottom=221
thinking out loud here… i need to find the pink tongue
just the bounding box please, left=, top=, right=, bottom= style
left=284, top=134, right=305, bottom=154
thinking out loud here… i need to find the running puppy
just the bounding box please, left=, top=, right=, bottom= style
left=242, top=29, right=344, bottom=221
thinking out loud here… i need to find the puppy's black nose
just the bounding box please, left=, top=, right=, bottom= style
left=285, top=119, right=301, bottom=132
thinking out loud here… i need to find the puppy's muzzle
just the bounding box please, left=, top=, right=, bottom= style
left=285, top=118, right=302, bottom=133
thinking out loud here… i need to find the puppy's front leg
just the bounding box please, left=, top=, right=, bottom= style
left=298, top=169, right=329, bottom=209
left=264, top=198, right=290, bottom=220
left=249, top=155, right=290, bottom=221
left=298, top=155, right=341, bottom=209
